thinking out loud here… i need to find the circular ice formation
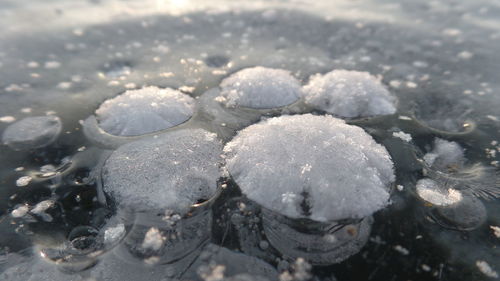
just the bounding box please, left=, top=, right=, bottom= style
left=302, top=70, right=397, bottom=118
left=219, top=67, right=301, bottom=109
left=2, top=116, right=62, bottom=150
left=102, top=129, right=223, bottom=213
left=224, top=114, right=395, bottom=222
left=416, top=178, right=463, bottom=206
left=95, top=86, right=195, bottom=136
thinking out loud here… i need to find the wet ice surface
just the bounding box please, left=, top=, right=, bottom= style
left=224, top=114, right=394, bottom=222
left=303, top=70, right=397, bottom=118
left=95, top=86, right=195, bottom=136
left=1, top=0, right=500, bottom=280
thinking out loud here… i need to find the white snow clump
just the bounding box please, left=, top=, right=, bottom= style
left=96, top=86, right=195, bottom=136
left=219, top=67, right=301, bottom=109
left=102, top=129, right=223, bottom=213
left=423, top=138, right=465, bottom=170
left=302, top=70, right=397, bottom=118
left=224, top=114, right=395, bottom=222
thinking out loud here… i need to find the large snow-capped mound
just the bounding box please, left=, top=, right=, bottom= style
left=102, top=129, right=223, bottom=213
left=2, top=116, right=62, bottom=150
left=302, top=70, right=397, bottom=118
left=96, top=86, right=195, bottom=136
left=224, top=114, right=394, bottom=222
left=218, top=67, right=301, bottom=109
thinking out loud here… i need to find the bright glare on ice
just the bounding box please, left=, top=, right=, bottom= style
left=224, top=114, right=395, bottom=222
left=102, top=129, right=222, bottom=213
left=219, top=67, right=301, bottom=109
left=96, top=86, right=195, bottom=136
left=302, top=70, right=397, bottom=118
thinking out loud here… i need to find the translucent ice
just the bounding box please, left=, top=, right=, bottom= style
left=224, top=114, right=395, bottom=222
left=95, top=86, right=195, bottom=136
left=302, top=70, right=397, bottom=118
left=102, top=129, right=223, bottom=213
left=423, top=138, right=465, bottom=171
left=219, top=67, right=302, bottom=109
left=2, top=116, right=62, bottom=150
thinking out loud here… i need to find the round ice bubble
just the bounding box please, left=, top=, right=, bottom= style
left=102, top=128, right=223, bottom=213
left=224, top=114, right=395, bottom=222
left=218, top=66, right=302, bottom=109
left=95, top=86, right=195, bottom=136
left=2, top=116, right=62, bottom=150
left=302, top=70, right=397, bottom=118
left=416, top=178, right=463, bottom=207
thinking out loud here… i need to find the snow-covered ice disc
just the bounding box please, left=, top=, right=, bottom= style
left=218, top=67, right=302, bottom=109
left=303, top=70, right=397, bottom=118
left=224, top=114, right=395, bottom=222
left=2, top=116, right=62, bottom=150
left=95, top=86, right=195, bottom=136
left=102, top=128, right=223, bottom=213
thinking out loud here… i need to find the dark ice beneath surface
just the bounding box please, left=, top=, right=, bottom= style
left=0, top=0, right=500, bottom=280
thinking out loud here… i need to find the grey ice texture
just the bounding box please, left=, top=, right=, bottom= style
left=423, top=138, right=465, bottom=170
left=224, top=114, right=395, bottom=222
left=302, top=70, right=397, bottom=118
left=1, top=115, right=62, bottom=150
left=102, top=128, right=223, bottom=213
left=95, top=86, right=195, bottom=136
left=219, top=67, right=302, bottom=109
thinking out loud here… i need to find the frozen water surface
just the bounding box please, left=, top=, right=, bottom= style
left=102, top=128, right=222, bottom=213
left=95, top=86, right=195, bottom=136
left=1, top=116, right=62, bottom=150
left=1, top=0, right=500, bottom=280
left=303, top=70, right=397, bottom=118
left=224, top=114, right=395, bottom=221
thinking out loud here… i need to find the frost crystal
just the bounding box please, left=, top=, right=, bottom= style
left=303, top=70, right=397, bottom=118
left=104, top=223, right=126, bottom=244
left=224, top=114, right=394, bottom=222
left=2, top=116, right=62, bottom=150
left=96, top=86, right=195, bottom=136
left=219, top=67, right=301, bottom=109
left=102, top=129, right=223, bottom=213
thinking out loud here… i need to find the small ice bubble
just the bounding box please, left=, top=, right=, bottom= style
left=303, top=70, right=397, bottom=118
left=104, top=224, right=126, bottom=244
left=393, top=245, right=409, bottom=255
left=27, top=61, right=39, bottom=68
left=142, top=227, right=165, bottom=251
left=490, top=226, right=500, bottom=238
left=16, top=176, right=32, bottom=187
left=421, top=264, right=431, bottom=272
left=224, top=114, right=394, bottom=222
left=416, top=178, right=463, bottom=206
left=95, top=86, right=195, bottom=136
left=442, top=28, right=462, bottom=37
left=392, top=131, right=412, bottom=142
left=30, top=200, right=54, bottom=214
left=44, top=61, right=61, bottom=69
left=11, top=205, right=29, bottom=218
left=219, top=67, right=301, bottom=109
left=406, top=81, right=418, bottom=88
left=457, top=51, right=473, bottom=60
left=0, top=116, right=16, bottom=123
left=396, top=185, right=404, bottom=191
left=476, top=260, right=498, bottom=278
left=2, top=116, right=62, bottom=151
